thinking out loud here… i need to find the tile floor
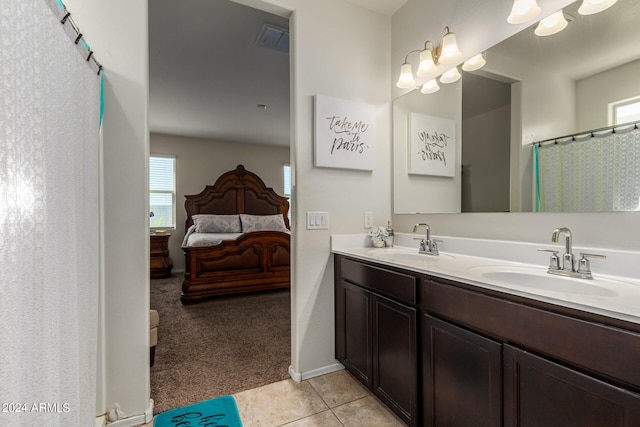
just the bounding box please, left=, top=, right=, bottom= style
left=145, top=369, right=406, bottom=427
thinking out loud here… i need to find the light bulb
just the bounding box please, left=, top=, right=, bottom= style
left=396, top=63, right=416, bottom=89
left=578, top=0, right=617, bottom=15
left=439, top=67, right=461, bottom=84
left=462, top=53, right=486, bottom=72
left=535, top=10, right=568, bottom=36
left=439, top=31, right=462, bottom=64
left=416, top=49, right=436, bottom=77
left=421, top=79, right=440, bottom=94
left=507, top=0, right=541, bottom=24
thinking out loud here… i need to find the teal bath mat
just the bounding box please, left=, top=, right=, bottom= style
left=154, top=395, right=242, bottom=427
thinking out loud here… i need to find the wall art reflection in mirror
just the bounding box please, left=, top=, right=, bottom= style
left=408, top=112, right=455, bottom=177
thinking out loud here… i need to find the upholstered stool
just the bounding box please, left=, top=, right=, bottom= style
left=150, top=309, right=159, bottom=367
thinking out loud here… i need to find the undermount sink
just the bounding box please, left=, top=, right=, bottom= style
left=367, top=249, right=452, bottom=262
left=468, top=265, right=619, bottom=297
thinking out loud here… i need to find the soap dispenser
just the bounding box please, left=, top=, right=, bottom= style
left=385, top=220, right=394, bottom=247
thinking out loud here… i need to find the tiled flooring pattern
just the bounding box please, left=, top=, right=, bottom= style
left=146, top=369, right=406, bottom=427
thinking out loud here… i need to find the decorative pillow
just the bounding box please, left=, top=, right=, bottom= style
left=240, top=214, right=289, bottom=232
left=192, top=214, right=242, bottom=233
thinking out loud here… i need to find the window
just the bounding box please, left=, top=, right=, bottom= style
left=283, top=164, right=291, bottom=223
left=611, top=97, right=640, bottom=125
left=149, top=155, right=176, bottom=229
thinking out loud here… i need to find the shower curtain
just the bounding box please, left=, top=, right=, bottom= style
left=535, top=127, right=640, bottom=212
left=0, top=1, right=101, bottom=426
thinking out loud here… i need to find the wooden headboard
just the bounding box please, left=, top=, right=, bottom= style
left=184, top=164, right=290, bottom=230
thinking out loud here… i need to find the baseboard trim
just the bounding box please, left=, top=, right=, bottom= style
left=288, top=362, right=344, bottom=383
left=105, top=399, right=154, bottom=427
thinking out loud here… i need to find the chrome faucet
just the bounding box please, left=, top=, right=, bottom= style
left=412, top=223, right=439, bottom=256
left=551, top=227, right=574, bottom=272
left=539, top=227, right=605, bottom=279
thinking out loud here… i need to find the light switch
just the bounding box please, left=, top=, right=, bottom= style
left=307, top=211, right=329, bottom=230
left=364, top=211, right=373, bottom=228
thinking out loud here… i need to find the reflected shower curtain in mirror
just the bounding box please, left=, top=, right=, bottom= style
left=0, top=1, right=100, bottom=426
left=535, top=127, right=640, bottom=212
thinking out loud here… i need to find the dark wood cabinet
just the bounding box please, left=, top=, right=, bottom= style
left=373, top=294, right=418, bottom=424
left=150, top=233, right=172, bottom=279
left=334, top=253, right=640, bottom=427
left=335, top=255, right=419, bottom=427
left=504, top=344, right=640, bottom=426
left=340, top=281, right=373, bottom=389
left=423, top=315, right=502, bottom=427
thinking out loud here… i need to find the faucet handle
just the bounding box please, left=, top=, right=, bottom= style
left=577, top=253, right=606, bottom=275
left=538, top=249, right=560, bottom=270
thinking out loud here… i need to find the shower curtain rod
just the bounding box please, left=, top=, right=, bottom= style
left=533, top=121, right=640, bottom=147
left=45, top=0, right=103, bottom=76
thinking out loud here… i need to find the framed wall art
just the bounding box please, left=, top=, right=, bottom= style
left=408, top=112, right=455, bottom=177
left=314, top=94, right=376, bottom=171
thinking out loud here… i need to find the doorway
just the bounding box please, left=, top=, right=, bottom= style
left=148, top=0, right=293, bottom=413
left=461, top=72, right=511, bottom=212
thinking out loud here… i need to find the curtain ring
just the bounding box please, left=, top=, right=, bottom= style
left=74, top=34, right=83, bottom=45
left=61, top=12, right=71, bottom=24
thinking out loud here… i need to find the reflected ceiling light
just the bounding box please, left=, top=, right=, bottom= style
left=396, top=62, right=417, bottom=89
left=535, top=10, right=569, bottom=36
left=507, top=0, right=541, bottom=24
left=439, top=67, right=462, bottom=84
left=436, top=27, right=462, bottom=64
left=462, top=53, right=486, bottom=72
left=578, top=0, right=617, bottom=15
left=421, top=79, right=440, bottom=94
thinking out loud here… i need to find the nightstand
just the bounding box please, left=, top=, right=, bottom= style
left=150, top=233, right=173, bottom=279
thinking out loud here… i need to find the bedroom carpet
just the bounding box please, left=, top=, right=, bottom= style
left=150, top=274, right=291, bottom=415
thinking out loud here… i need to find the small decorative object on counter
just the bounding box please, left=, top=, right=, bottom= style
left=368, top=225, right=389, bottom=248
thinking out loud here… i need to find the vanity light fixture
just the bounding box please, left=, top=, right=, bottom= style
left=421, top=79, right=440, bottom=94
left=462, top=53, right=486, bottom=72
left=395, top=27, right=462, bottom=89
left=535, top=10, right=569, bottom=36
left=507, top=0, right=541, bottom=24
left=439, top=67, right=462, bottom=84
left=578, top=0, right=617, bottom=15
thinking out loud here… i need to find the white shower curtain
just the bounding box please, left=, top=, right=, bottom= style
left=0, top=1, right=100, bottom=426
left=535, top=127, right=640, bottom=212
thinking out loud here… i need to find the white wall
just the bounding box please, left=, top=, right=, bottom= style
left=63, top=0, right=150, bottom=421
left=392, top=0, right=640, bottom=251
left=259, top=0, right=392, bottom=378
left=576, top=59, right=640, bottom=130
left=150, top=133, right=290, bottom=271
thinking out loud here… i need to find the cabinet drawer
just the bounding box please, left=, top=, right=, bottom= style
left=424, top=279, right=640, bottom=392
left=341, top=258, right=417, bottom=305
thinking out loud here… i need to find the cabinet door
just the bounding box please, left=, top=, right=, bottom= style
left=423, top=315, right=502, bottom=427
left=339, top=281, right=373, bottom=389
left=373, top=294, right=418, bottom=427
left=504, top=344, right=640, bottom=427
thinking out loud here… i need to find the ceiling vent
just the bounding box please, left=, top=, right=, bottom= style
left=255, top=23, right=289, bottom=53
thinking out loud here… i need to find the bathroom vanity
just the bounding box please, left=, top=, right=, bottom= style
left=333, top=234, right=640, bottom=426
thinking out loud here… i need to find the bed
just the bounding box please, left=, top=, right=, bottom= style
left=181, top=164, right=290, bottom=305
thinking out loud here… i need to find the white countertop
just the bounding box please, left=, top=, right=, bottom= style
left=332, top=233, right=640, bottom=325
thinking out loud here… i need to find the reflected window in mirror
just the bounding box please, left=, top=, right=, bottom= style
left=611, top=97, right=640, bottom=125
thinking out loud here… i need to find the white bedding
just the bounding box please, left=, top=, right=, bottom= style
left=181, top=225, right=243, bottom=248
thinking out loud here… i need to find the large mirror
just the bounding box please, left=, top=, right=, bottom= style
left=393, top=0, right=640, bottom=214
